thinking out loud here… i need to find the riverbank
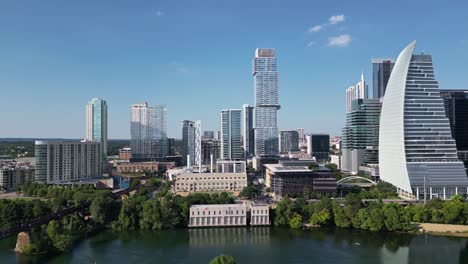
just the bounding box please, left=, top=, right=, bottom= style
left=418, top=223, right=468, bottom=237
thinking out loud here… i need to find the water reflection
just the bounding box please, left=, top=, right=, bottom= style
left=189, top=227, right=271, bottom=247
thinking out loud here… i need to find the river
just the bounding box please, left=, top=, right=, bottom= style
left=1, top=227, right=467, bottom=263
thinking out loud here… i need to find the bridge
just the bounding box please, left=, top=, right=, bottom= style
left=0, top=183, right=144, bottom=240
left=337, top=176, right=377, bottom=188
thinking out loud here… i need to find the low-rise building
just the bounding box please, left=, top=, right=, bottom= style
left=265, top=162, right=336, bottom=197
left=115, top=161, right=175, bottom=174
left=189, top=204, right=247, bottom=227
left=118, top=147, right=132, bottom=160
left=174, top=172, right=247, bottom=193
left=250, top=203, right=270, bottom=226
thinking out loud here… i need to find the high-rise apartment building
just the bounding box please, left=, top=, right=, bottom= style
left=182, top=120, right=201, bottom=166
left=279, top=130, right=299, bottom=153
left=221, top=109, right=243, bottom=160
left=297, top=128, right=305, bottom=142
left=86, top=98, right=108, bottom=163
left=201, top=139, right=220, bottom=165
left=130, top=103, right=168, bottom=161
left=346, top=73, right=368, bottom=112
left=440, top=90, right=468, bottom=168
left=341, top=99, right=381, bottom=174
left=379, top=41, right=468, bottom=200
left=35, top=141, right=102, bottom=184
left=372, top=58, right=395, bottom=99
left=242, top=104, right=255, bottom=158
left=253, top=48, right=280, bottom=158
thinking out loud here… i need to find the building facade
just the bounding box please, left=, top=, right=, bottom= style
left=118, top=147, right=132, bottom=160
left=115, top=161, right=175, bottom=173
left=86, top=98, right=108, bottom=163
left=221, top=109, right=243, bottom=160
left=279, top=130, right=299, bottom=153
left=264, top=163, right=336, bottom=197
left=372, top=58, right=395, bottom=99
left=346, top=73, right=368, bottom=112
left=341, top=99, right=381, bottom=174
left=216, top=160, right=246, bottom=173
left=0, top=161, right=34, bottom=191
left=189, top=204, right=247, bottom=227
left=182, top=120, right=201, bottom=166
left=201, top=139, right=220, bottom=165
left=35, top=141, right=102, bottom=184
left=242, top=104, right=255, bottom=158
left=379, top=41, right=468, bottom=199
left=174, top=172, right=247, bottom=193
left=439, top=89, right=468, bottom=168
left=130, top=103, right=168, bottom=161
left=203, top=131, right=215, bottom=139
left=306, top=134, right=330, bottom=162
left=253, top=48, right=280, bottom=158
left=250, top=203, right=270, bottom=226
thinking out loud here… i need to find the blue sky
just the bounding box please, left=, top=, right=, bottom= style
left=1, top=0, right=468, bottom=139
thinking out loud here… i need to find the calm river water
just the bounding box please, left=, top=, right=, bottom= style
left=0, top=227, right=467, bottom=264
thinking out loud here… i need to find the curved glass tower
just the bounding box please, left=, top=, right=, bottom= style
left=379, top=41, right=468, bottom=199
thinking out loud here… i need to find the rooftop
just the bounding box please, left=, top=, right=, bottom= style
left=191, top=203, right=246, bottom=208
left=264, top=164, right=311, bottom=173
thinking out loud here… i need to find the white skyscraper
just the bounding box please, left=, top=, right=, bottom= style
left=130, top=102, right=168, bottom=160
left=253, top=48, right=280, bottom=157
left=379, top=41, right=468, bottom=200
left=86, top=98, right=108, bottom=162
left=183, top=120, right=202, bottom=168
left=346, top=73, right=368, bottom=112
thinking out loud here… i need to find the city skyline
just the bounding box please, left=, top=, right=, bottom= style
left=1, top=1, right=468, bottom=139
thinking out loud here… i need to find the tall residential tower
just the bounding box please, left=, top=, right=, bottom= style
left=372, top=58, right=395, bottom=99
left=221, top=109, right=243, bottom=160
left=86, top=98, right=108, bottom=162
left=242, top=104, right=255, bottom=158
left=346, top=73, right=368, bottom=113
left=253, top=48, right=280, bottom=157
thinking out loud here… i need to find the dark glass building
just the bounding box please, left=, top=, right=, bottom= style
left=372, top=58, right=395, bottom=99
left=440, top=89, right=468, bottom=168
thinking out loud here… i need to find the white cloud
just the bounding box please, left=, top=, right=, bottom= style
left=170, top=61, right=189, bottom=73
left=328, top=34, right=352, bottom=47
left=329, top=14, right=345, bottom=25
left=156, top=10, right=165, bottom=17
left=307, top=25, right=322, bottom=33
left=306, top=41, right=316, bottom=47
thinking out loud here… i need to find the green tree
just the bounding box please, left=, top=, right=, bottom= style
left=274, top=198, right=294, bottom=226
left=365, top=204, right=384, bottom=231
left=209, top=254, right=236, bottom=264
left=309, top=209, right=331, bottom=226
left=442, top=195, right=465, bottom=224
left=382, top=203, right=402, bottom=231
left=289, top=213, right=302, bottom=229
left=332, top=201, right=351, bottom=228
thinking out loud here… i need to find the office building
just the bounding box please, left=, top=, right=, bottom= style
left=372, top=58, right=395, bottom=99
left=253, top=48, right=280, bottom=158
left=264, top=162, right=336, bottom=197
left=182, top=120, right=201, bottom=166
left=250, top=203, right=270, bottom=226
left=242, top=104, right=255, bottom=158
left=379, top=41, right=468, bottom=199
left=189, top=204, right=247, bottom=227
left=203, top=131, right=215, bottom=139
left=306, top=134, right=330, bottom=161
left=130, top=103, right=168, bottom=161
left=221, top=109, right=243, bottom=160
left=346, top=73, right=368, bottom=112
left=440, top=90, right=468, bottom=168
left=86, top=98, right=108, bottom=163
left=174, top=172, right=247, bottom=193
left=341, top=99, right=381, bottom=174
left=115, top=161, right=175, bottom=174
left=201, top=139, right=220, bottom=165
left=35, top=141, right=102, bottom=184
left=279, top=130, right=299, bottom=153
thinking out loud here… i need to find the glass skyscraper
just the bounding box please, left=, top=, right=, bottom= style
left=253, top=48, right=280, bottom=157
left=440, top=89, right=468, bottom=168
left=379, top=41, right=468, bottom=199
left=279, top=130, right=299, bottom=153
left=182, top=120, right=201, bottom=167
left=130, top=102, right=168, bottom=161
left=242, top=104, right=255, bottom=158
left=86, top=98, right=108, bottom=163
left=372, top=58, right=395, bottom=99
left=341, top=98, right=381, bottom=174
left=221, top=109, right=243, bottom=160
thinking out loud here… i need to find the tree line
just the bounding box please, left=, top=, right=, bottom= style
left=273, top=194, right=468, bottom=231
